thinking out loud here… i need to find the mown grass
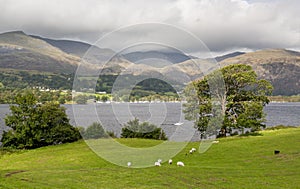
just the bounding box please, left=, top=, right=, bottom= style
left=0, top=128, right=300, bottom=188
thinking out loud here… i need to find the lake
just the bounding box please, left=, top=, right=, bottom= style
left=0, top=102, right=299, bottom=140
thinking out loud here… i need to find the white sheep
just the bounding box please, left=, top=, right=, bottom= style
left=157, top=159, right=162, bottom=163
left=189, top=149, right=193, bottom=154
left=191, top=148, right=196, bottom=152
left=212, top=140, right=219, bottom=144
left=168, top=159, right=173, bottom=164
left=177, top=161, right=185, bottom=166
left=154, top=161, right=161, bottom=166
left=127, top=162, right=132, bottom=167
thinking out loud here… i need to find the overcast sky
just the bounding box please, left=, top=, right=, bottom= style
left=0, top=0, right=299, bottom=56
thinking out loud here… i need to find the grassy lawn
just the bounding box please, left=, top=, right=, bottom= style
left=0, top=128, right=299, bottom=188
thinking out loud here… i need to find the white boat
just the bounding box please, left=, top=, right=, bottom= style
left=174, top=122, right=183, bottom=126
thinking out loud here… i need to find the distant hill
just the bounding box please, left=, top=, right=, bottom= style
left=214, top=51, right=245, bottom=62
left=0, top=31, right=80, bottom=73
left=219, top=49, right=300, bottom=95
left=122, top=50, right=195, bottom=65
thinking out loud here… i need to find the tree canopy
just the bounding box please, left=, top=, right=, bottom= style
left=184, top=64, right=273, bottom=137
left=1, top=91, right=81, bottom=149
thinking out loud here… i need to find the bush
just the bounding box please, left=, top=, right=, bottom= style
left=101, top=95, right=109, bottom=102
left=83, top=122, right=107, bottom=139
left=121, top=118, right=167, bottom=140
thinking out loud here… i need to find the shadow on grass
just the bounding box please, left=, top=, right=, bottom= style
left=239, top=132, right=263, bottom=137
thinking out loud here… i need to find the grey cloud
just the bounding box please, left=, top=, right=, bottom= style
left=0, top=0, right=299, bottom=55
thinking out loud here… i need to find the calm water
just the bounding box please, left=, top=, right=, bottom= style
left=264, top=102, right=300, bottom=127
left=1, top=102, right=299, bottom=140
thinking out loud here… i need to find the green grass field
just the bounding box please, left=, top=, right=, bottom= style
left=0, top=128, right=300, bottom=188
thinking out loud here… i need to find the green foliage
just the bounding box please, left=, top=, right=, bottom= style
left=82, top=122, right=108, bottom=139
left=121, top=118, right=167, bottom=140
left=1, top=91, right=81, bottom=149
left=95, top=75, right=179, bottom=94
left=134, top=78, right=177, bottom=93
left=128, top=78, right=179, bottom=100
left=106, top=131, right=116, bottom=138
left=0, top=70, right=73, bottom=90
left=184, top=64, right=273, bottom=137
left=100, top=95, right=109, bottom=102
left=58, top=96, right=66, bottom=104
left=236, top=101, right=265, bottom=131
left=0, top=70, right=180, bottom=103
left=0, top=89, right=72, bottom=104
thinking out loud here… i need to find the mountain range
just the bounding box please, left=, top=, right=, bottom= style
left=0, top=31, right=299, bottom=95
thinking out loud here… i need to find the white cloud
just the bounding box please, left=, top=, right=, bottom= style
left=0, top=0, right=299, bottom=54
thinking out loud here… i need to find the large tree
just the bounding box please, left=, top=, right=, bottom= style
left=184, top=64, right=273, bottom=137
left=1, top=91, right=81, bottom=149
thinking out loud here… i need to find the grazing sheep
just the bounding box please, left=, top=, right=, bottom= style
left=189, top=149, right=193, bottom=154
left=168, top=159, right=173, bottom=164
left=212, top=140, right=219, bottom=144
left=177, top=161, right=185, bottom=166
left=127, top=162, right=132, bottom=167
left=191, top=148, right=196, bottom=152
left=155, top=161, right=161, bottom=166
left=157, top=159, right=162, bottom=163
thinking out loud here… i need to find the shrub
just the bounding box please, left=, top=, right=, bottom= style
left=121, top=118, right=167, bottom=140
left=101, top=95, right=109, bottom=102
left=106, top=131, right=116, bottom=138
left=83, top=122, right=107, bottom=139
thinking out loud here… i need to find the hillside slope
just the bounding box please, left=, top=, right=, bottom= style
left=30, top=35, right=116, bottom=62
left=220, top=49, right=300, bottom=95
left=0, top=31, right=82, bottom=73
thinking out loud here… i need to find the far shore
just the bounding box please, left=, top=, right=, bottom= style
left=268, top=95, right=300, bottom=102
